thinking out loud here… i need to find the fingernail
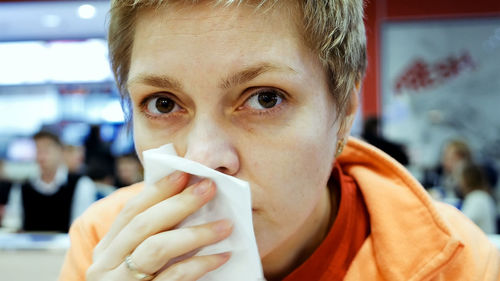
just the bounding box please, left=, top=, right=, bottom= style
left=194, top=179, right=212, bottom=196
left=218, top=252, right=231, bottom=260
left=213, top=220, right=232, bottom=235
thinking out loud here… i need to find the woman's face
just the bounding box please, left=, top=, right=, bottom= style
left=442, top=147, right=456, bottom=174
left=128, top=2, right=346, bottom=266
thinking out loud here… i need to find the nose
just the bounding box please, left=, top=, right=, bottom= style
left=182, top=118, right=240, bottom=175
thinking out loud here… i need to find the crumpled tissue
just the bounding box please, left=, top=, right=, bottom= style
left=143, top=144, right=264, bottom=281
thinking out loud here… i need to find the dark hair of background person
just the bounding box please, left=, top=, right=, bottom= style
left=86, top=157, right=115, bottom=183
left=84, top=125, right=114, bottom=168
left=361, top=116, right=409, bottom=166
left=33, top=130, right=62, bottom=146
left=0, top=159, right=11, bottom=206
left=459, top=161, right=491, bottom=195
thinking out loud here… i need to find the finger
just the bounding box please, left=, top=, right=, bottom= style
left=97, top=179, right=216, bottom=268
left=155, top=253, right=231, bottom=281
left=94, top=171, right=189, bottom=258
left=130, top=219, right=233, bottom=274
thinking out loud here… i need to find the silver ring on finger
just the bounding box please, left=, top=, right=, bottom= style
left=125, top=255, right=156, bottom=281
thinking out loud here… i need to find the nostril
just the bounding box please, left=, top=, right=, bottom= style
left=215, top=166, right=230, bottom=174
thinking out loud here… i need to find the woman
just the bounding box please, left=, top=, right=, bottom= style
left=59, top=1, right=499, bottom=280
left=456, top=161, right=497, bottom=234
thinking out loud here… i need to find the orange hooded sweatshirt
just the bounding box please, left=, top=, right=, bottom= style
left=59, top=138, right=500, bottom=280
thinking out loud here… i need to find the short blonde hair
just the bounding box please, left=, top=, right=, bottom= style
left=445, top=139, right=472, bottom=162
left=108, top=0, right=367, bottom=120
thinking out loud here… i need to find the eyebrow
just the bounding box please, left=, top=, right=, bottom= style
left=218, top=63, right=294, bottom=89
left=127, top=74, right=184, bottom=93
left=128, top=62, right=295, bottom=91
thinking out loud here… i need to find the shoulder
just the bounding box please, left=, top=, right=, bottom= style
left=433, top=202, right=500, bottom=278
left=61, top=183, right=144, bottom=280
left=340, top=138, right=500, bottom=279
left=463, top=190, right=496, bottom=208
left=466, top=190, right=493, bottom=200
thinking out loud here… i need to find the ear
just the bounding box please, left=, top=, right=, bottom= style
left=337, top=82, right=360, bottom=140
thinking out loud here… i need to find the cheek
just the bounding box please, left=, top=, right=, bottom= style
left=132, top=118, right=147, bottom=161
left=132, top=116, right=164, bottom=162
left=132, top=114, right=176, bottom=160
left=244, top=120, right=337, bottom=205
left=247, top=131, right=335, bottom=254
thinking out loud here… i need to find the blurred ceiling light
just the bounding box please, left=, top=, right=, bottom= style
left=41, top=14, right=61, bottom=28
left=78, top=4, right=96, bottom=19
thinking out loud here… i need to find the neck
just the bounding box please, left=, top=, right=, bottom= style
left=263, top=184, right=339, bottom=280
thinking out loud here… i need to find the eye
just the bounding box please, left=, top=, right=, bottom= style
left=145, top=96, right=182, bottom=115
left=244, top=89, right=284, bottom=110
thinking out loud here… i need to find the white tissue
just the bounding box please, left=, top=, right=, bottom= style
left=143, top=144, right=264, bottom=281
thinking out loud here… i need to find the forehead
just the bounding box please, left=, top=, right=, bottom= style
left=129, top=2, right=308, bottom=74
left=135, top=1, right=299, bottom=32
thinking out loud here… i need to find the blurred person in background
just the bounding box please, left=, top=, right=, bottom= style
left=361, top=116, right=409, bottom=166
left=442, top=140, right=472, bottom=195
left=87, top=157, right=117, bottom=201
left=84, top=125, right=113, bottom=167
left=423, top=139, right=472, bottom=203
left=63, top=144, right=86, bottom=175
left=114, top=153, right=143, bottom=188
left=4, top=131, right=95, bottom=232
left=455, top=161, right=498, bottom=234
left=0, top=159, right=12, bottom=223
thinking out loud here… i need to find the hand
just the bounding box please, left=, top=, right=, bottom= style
left=86, top=172, right=233, bottom=280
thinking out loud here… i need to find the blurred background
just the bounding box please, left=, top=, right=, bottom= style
left=0, top=0, right=133, bottom=179
left=0, top=0, right=499, bottom=280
